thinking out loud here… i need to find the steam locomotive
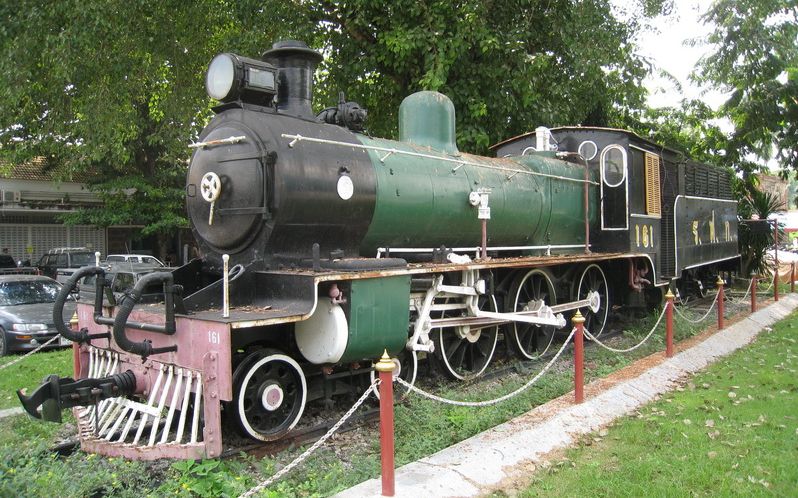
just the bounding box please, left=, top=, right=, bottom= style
left=19, top=40, right=739, bottom=460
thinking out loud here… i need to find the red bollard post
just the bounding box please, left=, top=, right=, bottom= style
left=70, top=312, right=80, bottom=378
left=665, top=290, right=674, bottom=357
left=774, top=221, right=779, bottom=302
left=751, top=273, right=758, bottom=313
left=572, top=311, right=585, bottom=404
left=792, top=262, right=795, bottom=294
left=716, top=277, right=725, bottom=331
left=375, top=351, right=396, bottom=497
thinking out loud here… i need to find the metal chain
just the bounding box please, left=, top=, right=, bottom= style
left=583, top=306, right=666, bottom=353
left=674, top=290, right=719, bottom=324
left=0, top=334, right=62, bottom=372
left=761, top=272, right=775, bottom=294
left=396, top=327, right=576, bottom=407
left=238, top=379, right=378, bottom=498
left=726, top=278, right=754, bottom=305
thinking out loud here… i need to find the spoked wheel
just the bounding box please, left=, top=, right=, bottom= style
left=370, top=350, right=418, bottom=399
left=232, top=349, right=307, bottom=441
left=576, top=264, right=609, bottom=338
left=433, top=295, right=499, bottom=380
left=507, top=269, right=558, bottom=360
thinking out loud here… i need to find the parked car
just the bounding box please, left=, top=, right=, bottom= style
left=0, top=255, right=16, bottom=269
left=36, top=247, right=96, bottom=282
left=105, top=254, right=165, bottom=267
left=80, top=263, right=168, bottom=304
left=0, top=275, right=75, bottom=355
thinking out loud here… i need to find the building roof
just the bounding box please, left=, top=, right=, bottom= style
left=1, top=157, right=94, bottom=184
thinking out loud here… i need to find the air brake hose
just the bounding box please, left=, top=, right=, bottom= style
left=112, top=272, right=178, bottom=359
left=53, top=266, right=106, bottom=343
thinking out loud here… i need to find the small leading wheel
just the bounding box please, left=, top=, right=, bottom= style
left=434, top=295, right=499, bottom=380
left=232, top=349, right=307, bottom=441
left=507, top=269, right=558, bottom=360
left=576, top=264, right=609, bottom=338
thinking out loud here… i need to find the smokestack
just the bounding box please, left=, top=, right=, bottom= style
left=262, top=40, right=323, bottom=120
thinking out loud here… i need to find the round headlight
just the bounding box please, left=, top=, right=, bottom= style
left=206, top=54, right=237, bottom=101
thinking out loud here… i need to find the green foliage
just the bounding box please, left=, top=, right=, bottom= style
left=738, top=189, right=784, bottom=275
left=242, top=0, right=671, bottom=154
left=0, top=0, right=672, bottom=238
left=0, top=446, right=156, bottom=497
left=694, top=0, right=798, bottom=176
left=159, top=459, right=252, bottom=497
left=0, top=1, right=277, bottom=241
left=624, top=99, right=731, bottom=169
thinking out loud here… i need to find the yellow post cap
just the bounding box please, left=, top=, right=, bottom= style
left=375, top=349, right=396, bottom=372
left=572, top=309, right=585, bottom=324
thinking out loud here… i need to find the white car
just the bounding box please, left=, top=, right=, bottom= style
left=105, top=254, right=165, bottom=267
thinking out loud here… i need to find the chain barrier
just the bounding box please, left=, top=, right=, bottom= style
left=396, top=327, right=576, bottom=407
left=583, top=305, right=667, bottom=353
left=725, top=278, right=754, bottom=305
left=238, top=378, right=379, bottom=498
left=760, top=272, right=775, bottom=294
left=674, top=290, right=719, bottom=324
left=0, top=334, right=62, bottom=372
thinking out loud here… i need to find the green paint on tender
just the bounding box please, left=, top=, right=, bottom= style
left=342, top=275, right=411, bottom=361
left=358, top=135, right=597, bottom=255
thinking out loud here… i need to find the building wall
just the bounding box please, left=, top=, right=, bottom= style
left=1, top=176, right=106, bottom=263
left=0, top=220, right=106, bottom=264
left=758, top=174, right=789, bottom=210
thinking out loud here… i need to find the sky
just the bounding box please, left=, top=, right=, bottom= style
left=633, top=0, right=728, bottom=109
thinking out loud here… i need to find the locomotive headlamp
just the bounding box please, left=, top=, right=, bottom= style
left=205, top=53, right=277, bottom=104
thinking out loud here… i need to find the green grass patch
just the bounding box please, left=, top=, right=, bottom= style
left=0, top=285, right=773, bottom=497
left=0, top=348, right=72, bottom=409
left=507, top=312, right=798, bottom=497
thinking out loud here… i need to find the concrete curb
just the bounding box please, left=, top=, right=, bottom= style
left=334, top=295, right=798, bottom=498
left=0, top=407, right=23, bottom=420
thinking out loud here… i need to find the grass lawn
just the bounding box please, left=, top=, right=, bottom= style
left=0, top=289, right=785, bottom=497
left=0, top=347, right=72, bottom=410
left=499, top=311, right=798, bottom=497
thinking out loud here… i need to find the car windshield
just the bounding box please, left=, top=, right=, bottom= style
left=106, top=256, right=124, bottom=262
left=70, top=253, right=95, bottom=267
left=0, top=280, right=60, bottom=305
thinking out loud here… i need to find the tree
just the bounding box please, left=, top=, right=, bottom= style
left=0, top=1, right=270, bottom=256
left=694, top=0, right=798, bottom=176
left=624, top=98, right=731, bottom=168
left=258, top=0, right=671, bottom=153
left=1, top=0, right=671, bottom=254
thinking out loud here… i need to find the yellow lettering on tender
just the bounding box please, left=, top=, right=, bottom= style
left=709, top=210, right=716, bottom=243
left=692, top=220, right=701, bottom=245
left=635, top=224, right=640, bottom=247
left=642, top=224, right=649, bottom=248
